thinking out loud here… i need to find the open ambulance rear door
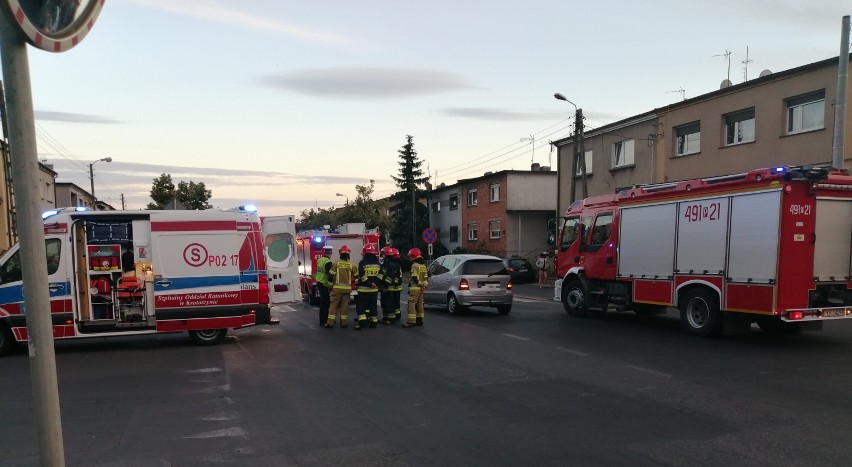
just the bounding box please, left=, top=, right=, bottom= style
left=261, top=215, right=300, bottom=303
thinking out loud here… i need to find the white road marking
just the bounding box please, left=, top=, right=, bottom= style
left=191, top=384, right=231, bottom=394
left=186, top=367, right=222, bottom=373
left=201, top=411, right=241, bottom=421
left=183, top=427, right=248, bottom=439
left=502, top=333, right=530, bottom=341
left=555, top=347, right=589, bottom=357
left=625, top=365, right=672, bottom=378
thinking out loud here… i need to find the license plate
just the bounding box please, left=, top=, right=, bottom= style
left=519, top=268, right=528, bottom=272
left=479, top=281, right=500, bottom=288
left=821, top=309, right=845, bottom=318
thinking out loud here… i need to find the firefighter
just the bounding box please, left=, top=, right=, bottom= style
left=403, top=247, right=428, bottom=328
left=325, top=244, right=354, bottom=328
left=354, top=243, right=381, bottom=329
left=390, top=248, right=403, bottom=321
left=379, top=246, right=402, bottom=324
left=315, top=245, right=333, bottom=327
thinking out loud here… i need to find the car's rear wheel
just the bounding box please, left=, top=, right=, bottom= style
left=447, top=294, right=466, bottom=315
left=497, top=304, right=511, bottom=315
left=188, top=329, right=228, bottom=345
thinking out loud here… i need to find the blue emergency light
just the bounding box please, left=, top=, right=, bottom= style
left=240, top=204, right=258, bottom=213
left=313, top=236, right=323, bottom=244
left=772, top=166, right=787, bottom=174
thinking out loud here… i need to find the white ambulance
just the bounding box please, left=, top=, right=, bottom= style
left=0, top=206, right=298, bottom=356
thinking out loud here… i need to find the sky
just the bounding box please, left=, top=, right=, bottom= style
left=11, top=0, right=851, bottom=217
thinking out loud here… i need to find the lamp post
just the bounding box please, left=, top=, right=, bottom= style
left=335, top=192, right=348, bottom=205
left=554, top=93, right=587, bottom=211
left=88, top=156, right=112, bottom=202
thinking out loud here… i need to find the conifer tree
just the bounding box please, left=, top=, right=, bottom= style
left=389, top=135, right=430, bottom=254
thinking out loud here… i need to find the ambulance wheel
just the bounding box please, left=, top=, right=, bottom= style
left=563, top=279, right=588, bottom=318
left=679, top=288, right=722, bottom=337
left=188, top=329, right=228, bottom=345
left=0, top=323, right=14, bottom=356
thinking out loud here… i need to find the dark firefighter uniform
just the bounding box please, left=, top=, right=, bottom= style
left=379, top=247, right=403, bottom=324
left=354, top=246, right=382, bottom=329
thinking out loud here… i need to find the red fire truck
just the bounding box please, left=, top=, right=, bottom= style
left=553, top=166, right=852, bottom=336
left=296, top=223, right=380, bottom=304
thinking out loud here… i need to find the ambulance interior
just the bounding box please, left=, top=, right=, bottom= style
left=74, top=218, right=155, bottom=330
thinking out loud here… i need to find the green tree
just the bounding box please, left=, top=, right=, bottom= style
left=147, top=173, right=212, bottom=210
left=298, top=180, right=390, bottom=235
left=389, top=135, right=430, bottom=254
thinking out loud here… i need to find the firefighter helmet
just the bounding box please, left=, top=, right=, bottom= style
left=391, top=248, right=400, bottom=259
left=362, top=243, right=379, bottom=256
left=339, top=244, right=351, bottom=254
left=408, top=247, right=422, bottom=260
left=381, top=246, right=394, bottom=257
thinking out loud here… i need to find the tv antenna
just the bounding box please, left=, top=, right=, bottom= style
left=713, top=49, right=731, bottom=82
left=667, top=88, right=686, bottom=101
left=742, top=46, right=753, bottom=81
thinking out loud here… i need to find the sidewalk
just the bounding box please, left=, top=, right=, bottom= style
left=512, top=279, right=558, bottom=302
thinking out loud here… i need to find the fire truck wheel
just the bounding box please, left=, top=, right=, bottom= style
left=188, top=329, right=228, bottom=345
left=308, top=286, right=319, bottom=305
left=0, top=323, right=14, bottom=356
left=679, top=288, right=722, bottom=337
left=447, top=294, right=467, bottom=315
left=755, top=316, right=801, bottom=334
left=563, top=280, right=589, bottom=318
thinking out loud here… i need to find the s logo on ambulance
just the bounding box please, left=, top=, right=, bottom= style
left=183, top=243, right=209, bottom=267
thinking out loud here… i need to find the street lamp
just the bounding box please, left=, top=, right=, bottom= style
left=88, top=156, right=112, bottom=201
left=335, top=192, right=348, bottom=205
left=554, top=92, right=587, bottom=215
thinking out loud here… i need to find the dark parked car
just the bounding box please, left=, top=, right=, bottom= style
left=501, top=257, right=537, bottom=284
left=424, top=254, right=513, bottom=315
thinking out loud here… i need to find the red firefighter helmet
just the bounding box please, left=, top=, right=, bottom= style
left=391, top=248, right=400, bottom=259
left=362, top=243, right=379, bottom=256
left=381, top=246, right=394, bottom=257
left=339, top=244, right=351, bottom=254
left=408, top=247, right=422, bottom=260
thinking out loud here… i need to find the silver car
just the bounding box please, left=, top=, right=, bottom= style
left=423, top=254, right=513, bottom=315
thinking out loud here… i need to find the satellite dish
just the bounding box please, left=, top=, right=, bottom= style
left=759, top=69, right=772, bottom=77
left=720, top=79, right=733, bottom=89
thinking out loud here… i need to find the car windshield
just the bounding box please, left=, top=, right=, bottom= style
left=462, top=259, right=505, bottom=275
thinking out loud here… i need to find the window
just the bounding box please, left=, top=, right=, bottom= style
left=449, top=195, right=459, bottom=210
left=431, top=201, right=440, bottom=213
left=428, top=257, right=449, bottom=275
left=489, top=184, right=500, bottom=202
left=612, top=139, right=635, bottom=168
left=725, top=108, right=755, bottom=145
left=575, top=150, right=593, bottom=176
left=561, top=217, right=580, bottom=247
left=787, top=90, right=825, bottom=134
left=449, top=226, right=459, bottom=242
left=489, top=219, right=501, bottom=239
left=467, top=189, right=478, bottom=206
left=590, top=213, right=613, bottom=245
left=468, top=223, right=478, bottom=241
left=265, top=233, right=294, bottom=264
left=675, top=122, right=701, bottom=156
left=0, top=239, right=61, bottom=284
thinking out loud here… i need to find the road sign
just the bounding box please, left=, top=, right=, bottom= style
left=2, top=0, right=105, bottom=52
left=427, top=243, right=433, bottom=256
left=422, top=227, right=438, bottom=244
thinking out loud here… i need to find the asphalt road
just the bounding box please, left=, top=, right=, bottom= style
left=3, top=283, right=852, bottom=466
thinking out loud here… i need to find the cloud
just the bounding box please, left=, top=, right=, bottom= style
left=440, top=107, right=565, bottom=122
left=130, top=0, right=351, bottom=46
left=261, top=67, right=475, bottom=99
left=35, top=111, right=122, bottom=124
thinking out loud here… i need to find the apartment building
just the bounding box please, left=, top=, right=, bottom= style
left=431, top=168, right=556, bottom=260
left=553, top=53, right=852, bottom=214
